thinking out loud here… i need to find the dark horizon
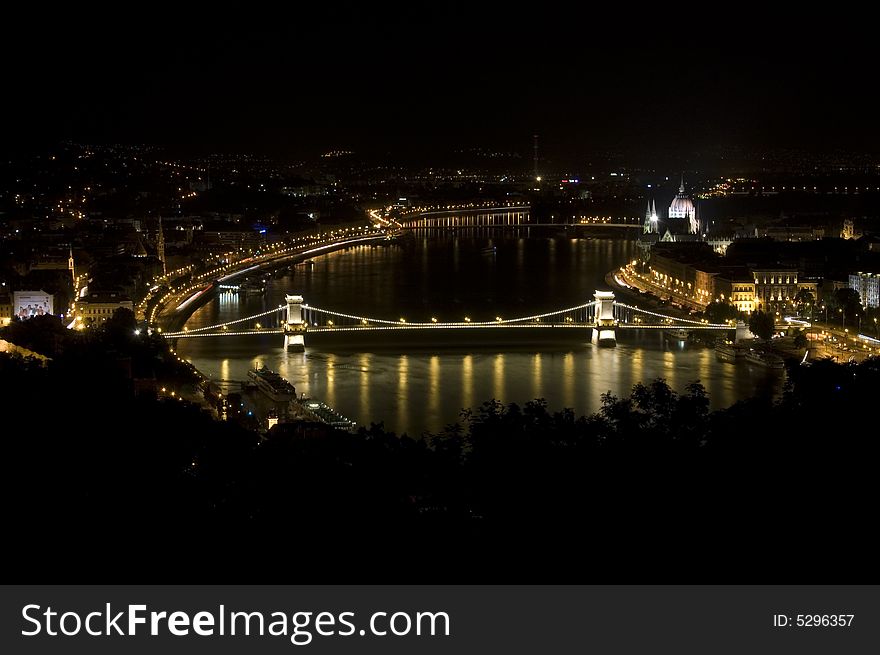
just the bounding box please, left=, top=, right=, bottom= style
left=4, top=3, right=880, bottom=166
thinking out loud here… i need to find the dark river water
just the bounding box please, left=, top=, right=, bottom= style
left=176, top=231, right=783, bottom=435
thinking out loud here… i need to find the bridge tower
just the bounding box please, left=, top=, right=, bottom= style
left=284, top=294, right=306, bottom=352
left=591, top=290, right=617, bottom=347
left=734, top=320, right=754, bottom=343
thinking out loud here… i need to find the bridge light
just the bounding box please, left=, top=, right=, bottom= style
left=255, top=323, right=261, bottom=329
left=328, top=320, right=333, bottom=327
left=362, top=319, right=368, bottom=325
left=183, top=326, right=189, bottom=332
left=496, top=316, right=502, bottom=322
left=399, top=318, right=406, bottom=323
left=464, top=316, right=471, bottom=323
left=431, top=317, right=438, bottom=323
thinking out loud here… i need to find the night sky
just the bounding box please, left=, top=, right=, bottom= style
left=4, top=3, right=877, bottom=163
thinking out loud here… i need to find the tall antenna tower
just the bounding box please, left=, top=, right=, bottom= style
left=533, top=134, right=540, bottom=180
left=68, top=245, right=76, bottom=288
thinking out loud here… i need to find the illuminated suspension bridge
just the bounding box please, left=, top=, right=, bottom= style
left=162, top=291, right=746, bottom=350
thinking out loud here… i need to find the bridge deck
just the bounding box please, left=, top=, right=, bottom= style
left=167, top=323, right=733, bottom=337
left=161, top=295, right=737, bottom=339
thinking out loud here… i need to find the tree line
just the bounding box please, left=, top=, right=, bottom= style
left=3, top=313, right=878, bottom=582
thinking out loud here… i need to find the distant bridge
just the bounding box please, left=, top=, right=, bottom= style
left=394, top=207, right=641, bottom=230
left=163, top=291, right=746, bottom=350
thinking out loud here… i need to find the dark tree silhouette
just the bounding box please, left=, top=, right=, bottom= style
left=704, top=300, right=740, bottom=324
left=3, top=319, right=879, bottom=582
left=794, top=289, right=814, bottom=315
left=829, top=288, right=862, bottom=322
left=749, top=309, right=775, bottom=340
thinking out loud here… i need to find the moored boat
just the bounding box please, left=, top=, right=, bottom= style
left=239, top=279, right=266, bottom=295
left=715, top=341, right=746, bottom=363
left=247, top=366, right=296, bottom=402
left=290, top=397, right=357, bottom=432
left=744, top=349, right=785, bottom=369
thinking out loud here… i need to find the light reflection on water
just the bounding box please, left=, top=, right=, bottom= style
left=397, top=355, right=408, bottom=432
left=461, top=354, right=473, bottom=415
left=175, top=235, right=783, bottom=435
left=359, top=353, right=371, bottom=422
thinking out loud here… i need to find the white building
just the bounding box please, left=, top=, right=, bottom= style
left=668, top=176, right=699, bottom=234
left=849, top=272, right=879, bottom=308
left=76, top=291, right=134, bottom=326
left=639, top=176, right=730, bottom=254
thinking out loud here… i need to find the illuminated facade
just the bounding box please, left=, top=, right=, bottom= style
left=641, top=178, right=712, bottom=254
left=729, top=281, right=756, bottom=314
left=0, top=294, right=12, bottom=326
left=841, top=219, right=861, bottom=240
left=76, top=292, right=134, bottom=326
left=849, top=272, right=879, bottom=308
left=752, top=268, right=799, bottom=311
left=646, top=247, right=721, bottom=307
left=639, top=247, right=821, bottom=314
left=668, top=177, right=698, bottom=234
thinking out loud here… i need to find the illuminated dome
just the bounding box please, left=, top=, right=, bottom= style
left=668, top=177, right=698, bottom=233
left=668, top=195, right=694, bottom=219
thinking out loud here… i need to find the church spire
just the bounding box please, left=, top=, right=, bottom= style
left=679, top=174, right=685, bottom=194
left=644, top=198, right=659, bottom=234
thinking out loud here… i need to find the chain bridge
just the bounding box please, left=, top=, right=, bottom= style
left=162, top=291, right=747, bottom=351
